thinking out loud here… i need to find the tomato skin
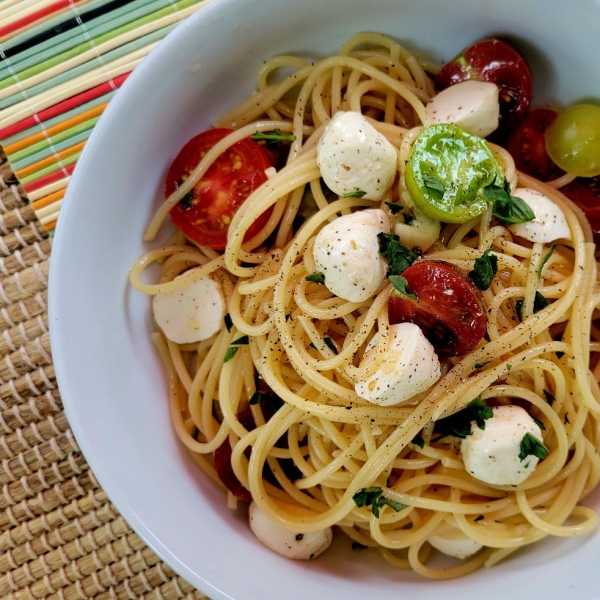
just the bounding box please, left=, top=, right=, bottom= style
left=436, top=39, right=532, bottom=136
left=388, top=261, right=487, bottom=357
left=167, top=128, right=273, bottom=250
left=506, top=108, right=564, bottom=181
left=561, top=177, right=600, bottom=244
left=545, top=104, right=600, bottom=178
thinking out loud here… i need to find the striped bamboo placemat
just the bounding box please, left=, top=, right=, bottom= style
left=0, top=1, right=212, bottom=598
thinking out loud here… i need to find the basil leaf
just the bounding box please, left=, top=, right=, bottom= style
left=518, top=432, right=549, bottom=461
left=177, top=179, right=194, bottom=209
left=223, top=347, right=239, bottom=363
left=232, top=336, right=249, bottom=345
left=249, top=391, right=263, bottom=405
left=385, top=202, right=403, bottom=215
left=251, top=128, right=296, bottom=143
left=432, top=396, right=493, bottom=442
left=305, top=272, right=325, bottom=284
left=423, top=175, right=446, bottom=200
left=469, top=248, right=499, bottom=291
left=492, top=192, right=536, bottom=224
left=389, top=275, right=417, bottom=301
left=378, top=232, right=418, bottom=277
left=352, top=486, right=383, bottom=508
left=323, top=336, right=339, bottom=355
left=532, top=417, right=546, bottom=431
left=224, top=313, right=233, bottom=333
left=538, top=244, right=557, bottom=278
left=343, top=190, right=367, bottom=198
left=543, top=389, right=556, bottom=406
left=515, top=291, right=549, bottom=321
left=411, top=434, right=425, bottom=449
left=373, top=496, right=407, bottom=518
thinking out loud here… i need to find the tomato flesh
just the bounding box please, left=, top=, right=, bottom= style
left=406, top=124, right=503, bottom=223
left=506, top=108, right=564, bottom=182
left=167, top=128, right=273, bottom=250
left=388, top=261, right=487, bottom=357
left=562, top=177, right=600, bottom=244
left=436, top=39, right=532, bottom=136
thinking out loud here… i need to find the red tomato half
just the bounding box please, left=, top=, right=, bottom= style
left=388, top=261, right=487, bottom=357
left=506, top=108, right=564, bottom=181
left=436, top=39, right=532, bottom=136
left=167, top=128, right=273, bottom=250
left=562, top=177, right=600, bottom=244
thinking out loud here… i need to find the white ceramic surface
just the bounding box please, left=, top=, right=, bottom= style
left=49, top=0, right=600, bottom=598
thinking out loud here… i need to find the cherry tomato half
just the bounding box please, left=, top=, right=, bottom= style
left=506, top=108, right=564, bottom=182
left=406, top=124, right=503, bottom=223
left=388, top=261, right=487, bottom=357
left=545, top=104, right=600, bottom=178
left=561, top=177, right=600, bottom=244
left=436, top=39, right=532, bottom=136
left=167, top=128, right=273, bottom=250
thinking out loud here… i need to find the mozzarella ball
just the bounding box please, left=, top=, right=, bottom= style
left=153, top=271, right=225, bottom=344
left=355, top=323, right=441, bottom=406
left=426, top=80, right=500, bottom=138
left=428, top=523, right=483, bottom=559
left=461, top=405, right=543, bottom=486
left=317, top=111, right=398, bottom=200
left=249, top=501, right=332, bottom=560
left=313, top=209, right=390, bottom=302
left=507, top=188, right=571, bottom=243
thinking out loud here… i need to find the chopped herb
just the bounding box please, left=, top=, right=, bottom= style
left=177, top=179, right=194, bottom=209
left=343, top=190, right=367, bottom=198
left=538, top=244, right=557, bottom=278
left=224, top=313, right=233, bottom=333
left=232, top=336, right=249, bottom=345
left=323, top=337, right=338, bottom=355
left=474, top=515, right=484, bottom=522
left=518, top=432, right=549, bottom=461
left=543, top=389, right=556, bottom=406
left=515, top=291, right=549, bottom=321
left=389, top=275, right=417, bottom=301
left=352, top=541, right=367, bottom=550
left=432, top=396, right=493, bottom=442
left=353, top=486, right=384, bottom=509
left=411, top=434, right=425, bottom=449
left=506, top=364, right=512, bottom=370
left=377, top=232, right=418, bottom=276
left=249, top=391, right=263, bottom=405
left=251, top=129, right=296, bottom=144
left=487, top=179, right=535, bottom=225
left=474, top=361, right=490, bottom=369
left=352, top=486, right=407, bottom=518
left=385, top=202, right=403, bottom=215
left=223, top=347, right=239, bottom=363
left=532, top=417, right=546, bottom=431
left=469, top=248, right=498, bottom=291
left=524, top=462, right=530, bottom=469
left=295, top=534, right=304, bottom=541
left=384, top=203, right=414, bottom=224
left=423, top=175, right=446, bottom=200
left=305, top=272, right=325, bottom=284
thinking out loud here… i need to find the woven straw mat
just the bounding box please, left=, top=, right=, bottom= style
left=0, top=147, right=209, bottom=600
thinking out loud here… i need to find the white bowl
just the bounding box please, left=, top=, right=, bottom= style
left=49, top=0, right=600, bottom=598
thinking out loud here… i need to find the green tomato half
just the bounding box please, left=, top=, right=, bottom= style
left=545, top=103, right=600, bottom=178
left=406, top=124, right=504, bottom=224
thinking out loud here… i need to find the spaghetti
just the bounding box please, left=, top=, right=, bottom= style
left=130, top=32, right=600, bottom=578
